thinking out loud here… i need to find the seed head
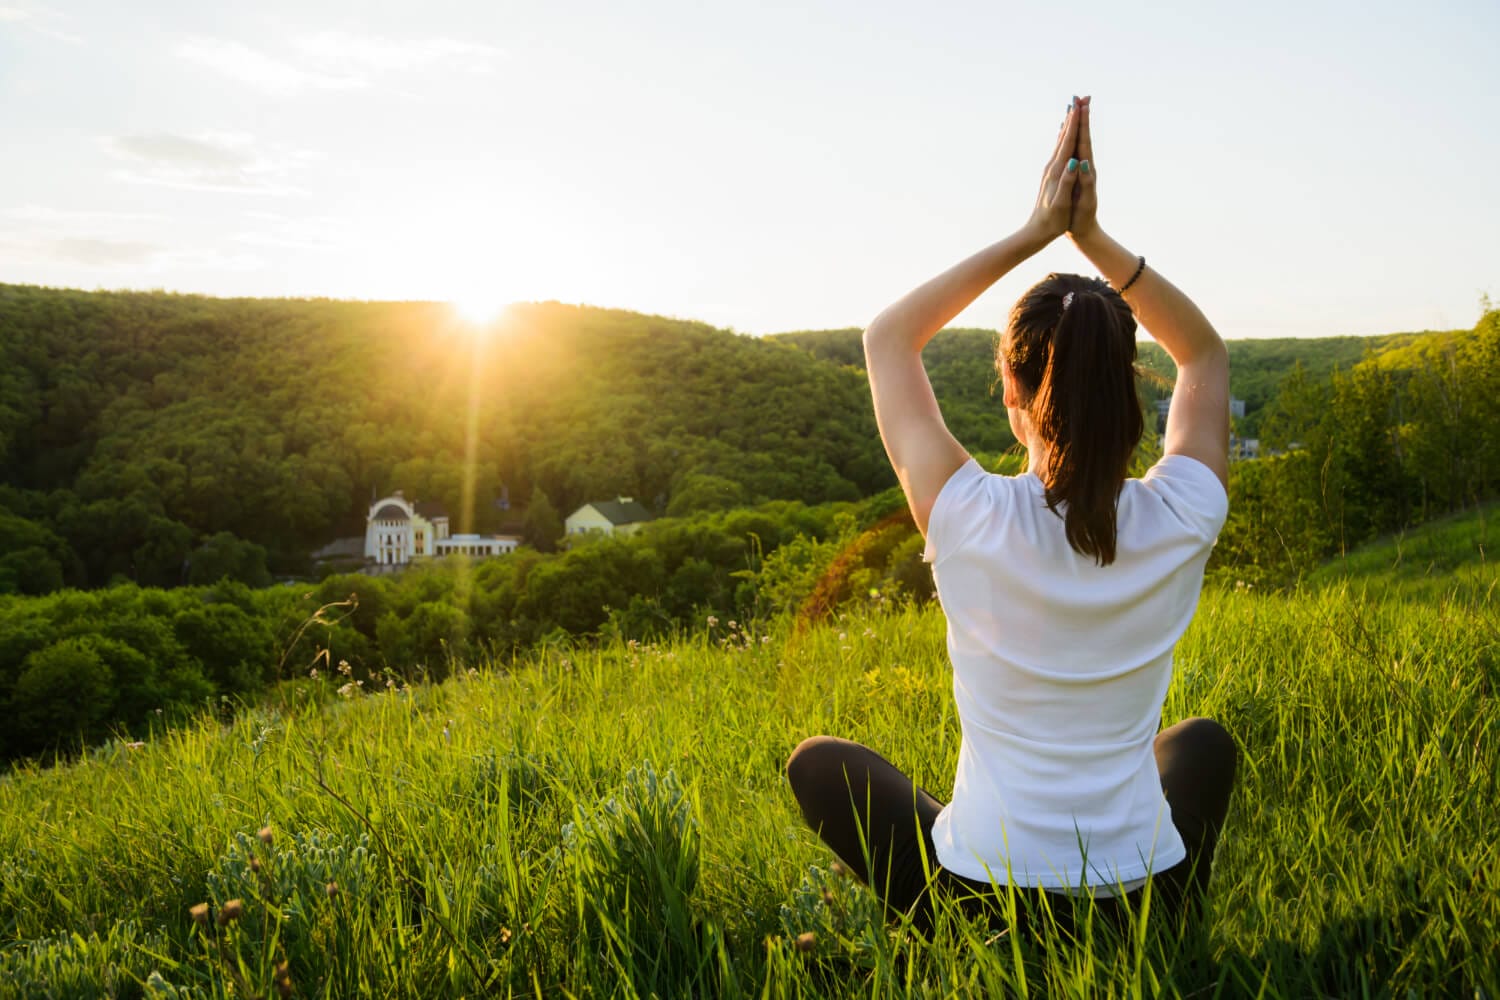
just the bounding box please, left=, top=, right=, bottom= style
left=830, top=860, right=850, bottom=878
left=258, top=826, right=274, bottom=846
left=274, top=960, right=294, bottom=997
left=249, top=856, right=262, bottom=873
left=325, top=881, right=339, bottom=898
left=795, top=931, right=817, bottom=953
left=821, top=889, right=835, bottom=906
left=189, top=902, right=210, bottom=927
left=217, top=899, right=245, bottom=925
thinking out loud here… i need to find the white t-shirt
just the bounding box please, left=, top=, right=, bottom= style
left=922, top=453, right=1228, bottom=890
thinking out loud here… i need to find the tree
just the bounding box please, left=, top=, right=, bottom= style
left=188, top=531, right=272, bottom=588
left=523, top=487, right=564, bottom=553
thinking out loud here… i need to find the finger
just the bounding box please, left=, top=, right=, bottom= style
left=1075, top=98, right=1094, bottom=163
left=1049, top=103, right=1082, bottom=183
left=1047, top=101, right=1074, bottom=169
left=1058, top=156, right=1081, bottom=201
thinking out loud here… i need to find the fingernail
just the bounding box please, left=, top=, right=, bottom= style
left=1067, top=158, right=1078, bottom=173
left=1080, top=160, right=1091, bottom=174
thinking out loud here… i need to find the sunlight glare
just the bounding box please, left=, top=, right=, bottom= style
left=450, top=290, right=513, bottom=327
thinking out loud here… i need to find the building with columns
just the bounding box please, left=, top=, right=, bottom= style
left=364, top=491, right=519, bottom=567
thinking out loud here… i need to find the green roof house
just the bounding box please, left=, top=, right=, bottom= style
left=565, top=496, right=653, bottom=538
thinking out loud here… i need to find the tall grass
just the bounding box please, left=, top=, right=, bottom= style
left=1, top=574, right=1496, bottom=996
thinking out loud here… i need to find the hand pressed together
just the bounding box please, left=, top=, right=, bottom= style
left=1025, top=95, right=1099, bottom=245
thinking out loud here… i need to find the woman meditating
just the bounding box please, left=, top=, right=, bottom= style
left=787, top=96, right=1238, bottom=937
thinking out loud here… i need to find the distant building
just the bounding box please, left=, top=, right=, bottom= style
left=1231, top=436, right=1260, bottom=461
left=565, top=496, right=653, bottom=538
left=1155, top=396, right=1246, bottom=434
left=364, top=491, right=519, bottom=567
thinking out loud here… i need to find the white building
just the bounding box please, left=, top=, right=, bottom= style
left=364, top=491, right=519, bottom=567
left=565, top=496, right=653, bottom=538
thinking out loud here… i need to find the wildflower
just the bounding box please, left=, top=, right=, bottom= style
left=249, top=856, right=262, bottom=873
left=189, top=902, right=210, bottom=927
left=125, top=741, right=146, bottom=750
left=154, top=708, right=163, bottom=716
left=761, top=635, right=772, bottom=644
left=706, top=615, right=718, bottom=628
left=830, top=860, right=850, bottom=878
left=821, top=889, right=835, bottom=906
left=795, top=931, right=817, bottom=952
left=728, top=620, right=737, bottom=629
left=258, top=826, right=273, bottom=846
left=326, top=881, right=338, bottom=898
left=386, top=678, right=395, bottom=689
left=338, top=682, right=357, bottom=698
left=274, top=961, right=293, bottom=998
left=337, top=659, right=352, bottom=676
left=467, top=667, right=478, bottom=678
left=500, top=926, right=512, bottom=944
left=442, top=723, right=452, bottom=744
left=217, top=899, right=245, bottom=925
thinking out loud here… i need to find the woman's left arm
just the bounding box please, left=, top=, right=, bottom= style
left=864, top=99, right=1084, bottom=535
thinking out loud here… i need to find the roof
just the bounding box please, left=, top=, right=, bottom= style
left=371, top=503, right=409, bottom=522
left=312, top=537, right=366, bottom=560
left=585, top=498, right=653, bottom=526
left=415, top=500, right=448, bottom=519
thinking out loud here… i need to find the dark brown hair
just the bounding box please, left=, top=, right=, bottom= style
left=1000, top=273, right=1142, bottom=565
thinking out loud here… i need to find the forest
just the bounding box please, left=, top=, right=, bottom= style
left=1, top=282, right=1497, bottom=761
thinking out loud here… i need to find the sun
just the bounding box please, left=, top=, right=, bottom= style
left=449, top=290, right=514, bottom=327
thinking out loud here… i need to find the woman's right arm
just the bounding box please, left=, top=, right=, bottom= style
left=1067, top=101, right=1230, bottom=489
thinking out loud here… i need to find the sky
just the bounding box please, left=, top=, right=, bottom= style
left=2, top=0, right=1496, bottom=339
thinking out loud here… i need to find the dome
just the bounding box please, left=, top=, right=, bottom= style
left=372, top=503, right=410, bottom=522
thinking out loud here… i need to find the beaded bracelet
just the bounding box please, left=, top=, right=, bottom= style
left=1118, top=255, right=1146, bottom=295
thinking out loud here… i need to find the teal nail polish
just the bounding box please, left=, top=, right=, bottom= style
left=1067, top=158, right=1078, bottom=173
left=1081, top=160, right=1091, bottom=174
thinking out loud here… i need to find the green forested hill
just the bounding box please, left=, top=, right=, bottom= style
left=772, top=327, right=1461, bottom=437
left=0, top=286, right=892, bottom=590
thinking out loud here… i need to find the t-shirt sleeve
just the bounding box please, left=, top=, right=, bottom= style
left=922, top=458, right=992, bottom=564
left=1141, top=453, right=1230, bottom=541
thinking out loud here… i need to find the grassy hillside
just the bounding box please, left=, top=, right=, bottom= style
left=1303, top=502, right=1495, bottom=602
left=2, top=572, right=1494, bottom=996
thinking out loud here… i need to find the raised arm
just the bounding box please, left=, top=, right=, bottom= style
left=1066, top=102, right=1230, bottom=490
left=864, top=101, right=1085, bottom=535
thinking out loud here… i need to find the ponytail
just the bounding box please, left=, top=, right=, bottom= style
left=1003, top=275, right=1142, bottom=566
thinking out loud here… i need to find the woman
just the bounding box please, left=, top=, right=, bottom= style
left=786, top=96, right=1238, bottom=937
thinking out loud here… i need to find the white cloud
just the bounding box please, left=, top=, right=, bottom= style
left=103, top=131, right=320, bottom=195
left=0, top=4, right=82, bottom=43
left=176, top=36, right=361, bottom=95
left=47, top=237, right=161, bottom=268
left=292, top=31, right=500, bottom=77
left=176, top=31, right=500, bottom=95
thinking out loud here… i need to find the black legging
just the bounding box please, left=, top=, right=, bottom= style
left=785, top=717, right=1237, bottom=937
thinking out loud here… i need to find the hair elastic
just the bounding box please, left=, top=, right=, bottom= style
left=1062, top=291, right=1075, bottom=310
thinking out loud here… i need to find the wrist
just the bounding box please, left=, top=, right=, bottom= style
left=1014, top=222, right=1055, bottom=256
left=1067, top=224, right=1106, bottom=254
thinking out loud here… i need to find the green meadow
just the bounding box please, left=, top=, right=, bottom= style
left=1, top=513, right=1496, bottom=999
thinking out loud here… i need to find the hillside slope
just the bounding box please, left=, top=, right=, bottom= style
left=1, top=580, right=1493, bottom=996
left=0, top=287, right=892, bottom=585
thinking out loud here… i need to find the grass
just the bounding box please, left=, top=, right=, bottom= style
left=1304, top=501, right=1495, bottom=602
left=1, top=569, right=1497, bottom=996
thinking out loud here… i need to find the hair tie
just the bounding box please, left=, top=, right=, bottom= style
left=1062, top=291, right=1075, bottom=310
